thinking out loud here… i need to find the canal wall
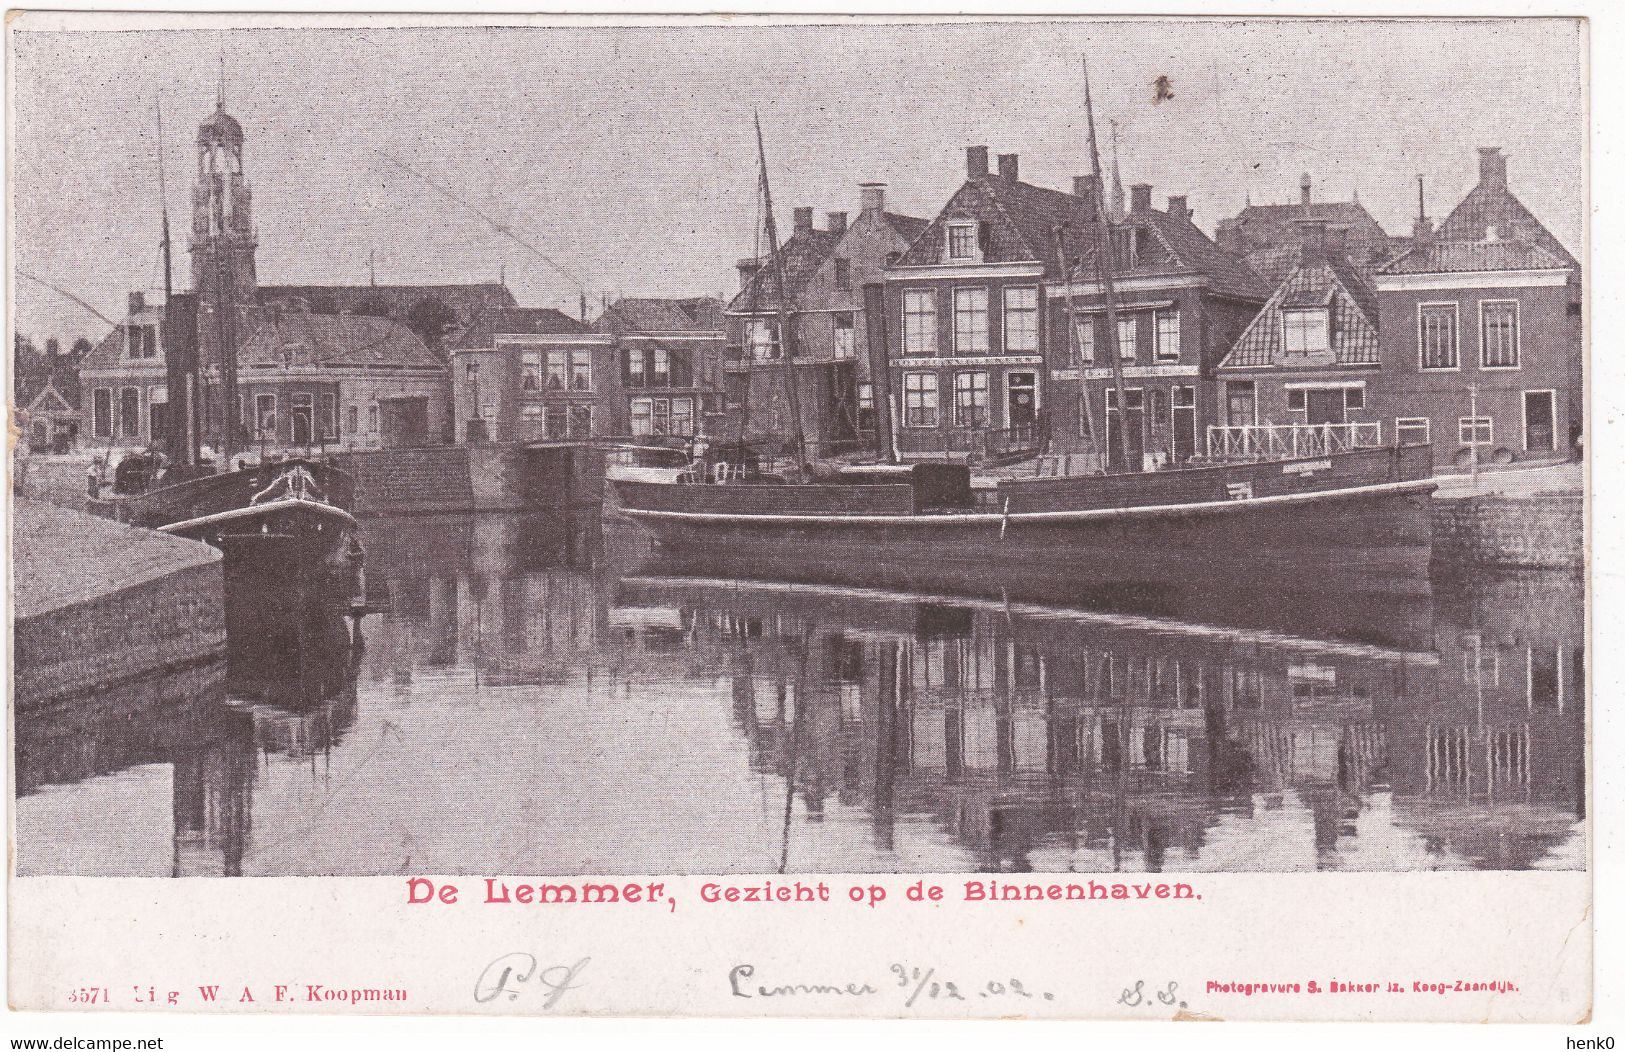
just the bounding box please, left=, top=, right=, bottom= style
left=333, top=444, right=602, bottom=516
left=12, top=499, right=226, bottom=711
left=1432, top=495, right=1584, bottom=571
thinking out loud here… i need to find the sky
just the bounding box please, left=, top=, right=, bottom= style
left=8, top=16, right=1586, bottom=345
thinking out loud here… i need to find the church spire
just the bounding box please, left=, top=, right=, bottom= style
left=217, top=52, right=226, bottom=110
left=1108, top=119, right=1127, bottom=223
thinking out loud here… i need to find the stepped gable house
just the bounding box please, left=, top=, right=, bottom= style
left=726, top=185, right=927, bottom=455
left=1045, top=175, right=1269, bottom=468
left=1215, top=173, right=1401, bottom=286
left=1371, top=146, right=1581, bottom=467
left=80, top=96, right=515, bottom=454
left=1214, top=220, right=1384, bottom=447
left=593, top=296, right=729, bottom=439
left=877, top=147, right=1100, bottom=460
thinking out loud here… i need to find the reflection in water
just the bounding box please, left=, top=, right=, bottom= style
left=13, top=515, right=1584, bottom=875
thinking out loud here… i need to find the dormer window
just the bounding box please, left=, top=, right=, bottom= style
left=1281, top=309, right=1329, bottom=356
left=947, top=223, right=978, bottom=261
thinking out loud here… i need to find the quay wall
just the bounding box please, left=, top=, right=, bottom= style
left=334, top=444, right=601, bottom=516
left=1432, top=495, right=1584, bottom=571
left=12, top=499, right=226, bottom=711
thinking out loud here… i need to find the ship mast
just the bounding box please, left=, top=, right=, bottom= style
left=753, top=112, right=810, bottom=473
left=156, top=98, right=200, bottom=468
left=1082, top=59, right=1136, bottom=472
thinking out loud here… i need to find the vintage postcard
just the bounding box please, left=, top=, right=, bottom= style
left=7, top=12, right=1591, bottom=1025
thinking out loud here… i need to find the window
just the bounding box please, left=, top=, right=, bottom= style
left=902, top=290, right=937, bottom=356
left=1117, top=316, right=1138, bottom=361
left=857, top=382, right=874, bottom=411
left=1396, top=417, right=1431, bottom=445
left=1226, top=381, right=1256, bottom=427
left=93, top=388, right=112, bottom=438
left=570, top=351, right=592, bottom=391
left=1345, top=386, right=1365, bottom=410
left=317, top=393, right=336, bottom=440
left=546, top=351, right=568, bottom=390
left=1281, top=309, right=1329, bottom=356
left=546, top=404, right=568, bottom=438
left=622, top=348, right=643, bottom=388
left=947, top=223, right=977, bottom=260
left=1459, top=417, right=1493, bottom=445
left=1420, top=304, right=1459, bottom=370
left=953, top=371, right=990, bottom=428
left=746, top=318, right=779, bottom=361
left=125, top=324, right=157, bottom=360
left=834, top=258, right=851, bottom=291
left=1074, top=317, right=1096, bottom=364
left=650, top=348, right=670, bottom=387
left=670, top=350, right=692, bottom=387
left=345, top=405, right=359, bottom=435
left=118, top=387, right=140, bottom=438
left=254, top=393, right=277, bottom=437
left=1003, top=287, right=1038, bottom=353
left=903, top=372, right=939, bottom=427
left=953, top=287, right=989, bottom=354
left=630, top=398, right=652, bottom=436
left=833, top=312, right=856, bottom=359
left=652, top=398, right=671, bottom=435
left=631, top=397, right=695, bottom=436
left=1287, top=389, right=1307, bottom=413
left=569, top=404, right=592, bottom=438
left=1155, top=310, right=1181, bottom=361
left=523, top=352, right=542, bottom=391
left=1482, top=301, right=1520, bottom=368
left=367, top=404, right=379, bottom=434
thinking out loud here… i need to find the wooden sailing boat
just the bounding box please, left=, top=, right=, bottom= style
left=610, top=89, right=1438, bottom=603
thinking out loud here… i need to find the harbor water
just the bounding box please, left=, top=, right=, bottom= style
left=14, top=513, right=1585, bottom=876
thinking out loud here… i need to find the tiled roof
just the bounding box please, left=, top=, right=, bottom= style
left=240, top=311, right=441, bottom=370
left=1134, top=210, right=1271, bottom=300
left=882, top=211, right=931, bottom=244
left=1220, top=200, right=1391, bottom=252
left=1379, top=239, right=1570, bottom=275
left=728, top=227, right=843, bottom=312
left=1433, top=182, right=1578, bottom=268
left=895, top=176, right=1097, bottom=269
left=593, top=297, right=724, bottom=333
left=1244, top=237, right=1402, bottom=287
left=448, top=307, right=591, bottom=349
left=259, top=282, right=518, bottom=318
left=15, top=362, right=81, bottom=410
left=1221, top=256, right=1380, bottom=369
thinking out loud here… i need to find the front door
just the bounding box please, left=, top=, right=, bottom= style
left=1172, top=385, right=1198, bottom=463
left=1305, top=388, right=1346, bottom=426
left=290, top=408, right=313, bottom=446
left=1007, top=372, right=1037, bottom=428
left=1524, top=390, right=1555, bottom=452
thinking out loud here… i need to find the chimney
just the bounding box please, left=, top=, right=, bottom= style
left=1166, top=195, right=1190, bottom=223
left=826, top=211, right=848, bottom=235
left=792, top=207, right=814, bottom=233
left=966, top=145, right=990, bottom=178
left=1300, top=172, right=1312, bottom=207
left=859, top=182, right=887, bottom=214
left=128, top=291, right=145, bottom=315
left=997, top=152, right=1019, bottom=181
left=1478, top=147, right=1508, bottom=190
left=1130, top=183, right=1152, bottom=215
left=1295, top=218, right=1329, bottom=266
left=736, top=258, right=761, bottom=291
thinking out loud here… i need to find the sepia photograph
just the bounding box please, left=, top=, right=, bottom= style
left=6, top=11, right=1592, bottom=1026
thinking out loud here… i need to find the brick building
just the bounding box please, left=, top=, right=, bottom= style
left=878, top=147, right=1095, bottom=460
left=725, top=186, right=926, bottom=455
left=593, top=297, right=729, bottom=439
left=1371, top=147, right=1581, bottom=468
left=1046, top=180, right=1268, bottom=468
left=1214, top=220, right=1384, bottom=454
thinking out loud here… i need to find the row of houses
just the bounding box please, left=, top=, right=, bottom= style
left=73, top=96, right=1579, bottom=473
left=719, top=144, right=1581, bottom=470
left=72, top=98, right=730, bottom=459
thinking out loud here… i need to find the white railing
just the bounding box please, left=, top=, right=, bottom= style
left=1206, top=422, right=1384, bottom=460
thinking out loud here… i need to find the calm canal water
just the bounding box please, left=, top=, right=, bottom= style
left=15, top=513, right=1585, bottom=876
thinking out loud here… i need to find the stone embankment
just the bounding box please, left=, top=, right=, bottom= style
left=12, top=498, right=226, bottom=710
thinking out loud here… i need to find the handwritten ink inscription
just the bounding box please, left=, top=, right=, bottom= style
left=473, top=952, right=590, bottom=1007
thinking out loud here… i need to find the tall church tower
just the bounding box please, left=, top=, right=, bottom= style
left=189, top=94, right=257, bottom=300
left=189, top=83, right=257, bottom=455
